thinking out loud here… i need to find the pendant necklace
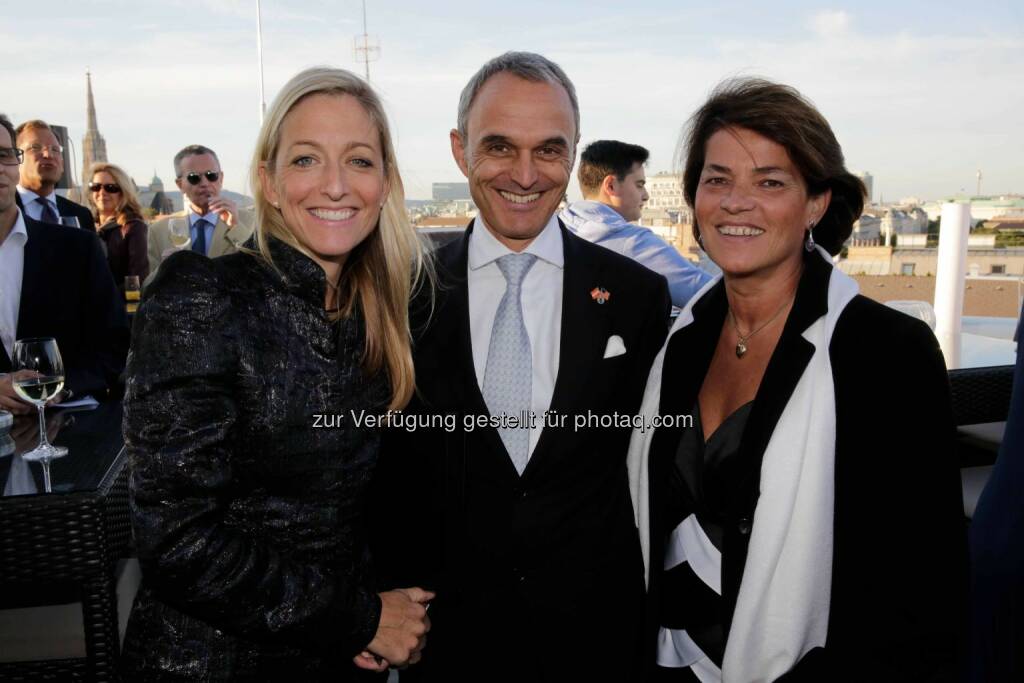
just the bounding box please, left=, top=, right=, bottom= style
left=728, top=298, right=794, bottom=358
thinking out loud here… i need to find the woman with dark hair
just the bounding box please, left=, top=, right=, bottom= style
left=628, top=78, right=967, bottom=681
left=121, top=67, right=433, bottom=680
left=86, top=162, right=149, bottom=285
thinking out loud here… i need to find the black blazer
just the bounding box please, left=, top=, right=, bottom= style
left=15, top=191, right=96, bottom=232
left=0, top=215, right=128, bottom=397
left=372, top=221, right=671, bottom=682
left=647, top=252, right=967, bottom=681
left=968, top=298, right=1024, bottom=682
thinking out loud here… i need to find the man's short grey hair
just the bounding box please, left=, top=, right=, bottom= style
left=173, top=144, right=220, bottom=178
left=456, top=51, right=580, bottom=141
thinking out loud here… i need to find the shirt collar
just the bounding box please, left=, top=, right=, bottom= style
left=188, top=208, right=219, bottom=226
left=17, top=185, right=55, bottom=205
left=1, top=208, right=29, bottom=248
left=469, top=213, right=564, bottom=271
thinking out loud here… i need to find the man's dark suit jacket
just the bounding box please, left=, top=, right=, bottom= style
left=0, top=214, right=128, bottom=397
left=969, top=298, right=1024, bottom=682
left=371, top=221, right=670, bottom=682
left=15, top=191, right=96, bottom=232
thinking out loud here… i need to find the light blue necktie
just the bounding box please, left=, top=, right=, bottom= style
left=482, top=253, right=538, bottom=474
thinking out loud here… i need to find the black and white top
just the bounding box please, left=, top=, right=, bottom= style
left=655, top=402, right=753, bottom=682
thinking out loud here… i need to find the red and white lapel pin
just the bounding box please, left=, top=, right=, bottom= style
left=590, top=287, right=611, bottom=305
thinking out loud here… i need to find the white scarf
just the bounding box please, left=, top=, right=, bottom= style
left=627, top=250, right=860, bottom=682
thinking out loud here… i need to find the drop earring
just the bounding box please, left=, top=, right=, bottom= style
left=805, top=221, right=816, bottom=252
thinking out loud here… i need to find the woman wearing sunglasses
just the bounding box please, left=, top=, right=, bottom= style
left=122, top=67, right=434, bottom=680
left=86, top=162, right=149, bottom=285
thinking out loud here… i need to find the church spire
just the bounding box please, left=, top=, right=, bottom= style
left=85, top=70, right=99, bottom=133
left=81, top=70, right=108, bottom=190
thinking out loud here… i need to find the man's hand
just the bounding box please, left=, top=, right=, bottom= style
left=352, top=650, right=389, bottom=673
left=0, top=371, right=68, bottom=415
left=1, top=370, right=36, bottom=415
left=354, top=587, right=434, bottom=671
left=208, top=196, right=239, bottom=228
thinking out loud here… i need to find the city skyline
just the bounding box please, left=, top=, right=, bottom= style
left=2, top=1, right=1021, bottom=201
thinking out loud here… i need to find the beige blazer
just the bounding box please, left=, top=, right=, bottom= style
left=146, top=207, right=255, bottom=286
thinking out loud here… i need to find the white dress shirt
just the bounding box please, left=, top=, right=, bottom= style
left=16, top=185, right=58, bottom=223
left=468, top=215, right=564, bottom=458
left=0, top=209, right=28, bottom=359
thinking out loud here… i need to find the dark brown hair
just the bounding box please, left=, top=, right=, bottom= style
left=680, top=78, right=865, bottom=256
left=0, top=114, right=15, bottom=146
left=578, top=139, right=649, bottom=196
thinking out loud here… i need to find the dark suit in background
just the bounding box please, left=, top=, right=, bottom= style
left=0, top=215, right=127, bottom=397
left=969, top=298, right=1024, bottom=682
left=15, top=191, right=96, bottom=232
left=372, top=222, right=670, bottom=682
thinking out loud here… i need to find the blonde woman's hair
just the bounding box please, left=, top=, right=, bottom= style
left=86, top=162, right=144, bottom=227
left=250, top=66, right=431, bottom=410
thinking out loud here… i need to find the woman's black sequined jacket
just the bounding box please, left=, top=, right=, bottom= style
left=121, top=237, right=389, bottom=680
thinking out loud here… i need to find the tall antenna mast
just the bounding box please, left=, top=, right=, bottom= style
left=976, top=169, right=982, bottom=197
left=256, top=0, right=266, bottom=123
left=353, top=0, right=380, bottom=81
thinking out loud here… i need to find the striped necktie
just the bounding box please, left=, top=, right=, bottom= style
left=36, top=197, right=59, bottom=225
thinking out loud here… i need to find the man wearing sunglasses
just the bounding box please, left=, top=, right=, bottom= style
left=14, top=119, right=95, bottom=232
left=147, top=144, right=254, bottom=281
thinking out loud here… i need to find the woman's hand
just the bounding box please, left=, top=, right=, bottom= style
left=353, top=587, right=434, bottom=671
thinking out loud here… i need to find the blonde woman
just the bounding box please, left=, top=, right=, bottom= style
left=86, top=162, right=149, bottom=284
left=122, top=67, right=433, bottom=680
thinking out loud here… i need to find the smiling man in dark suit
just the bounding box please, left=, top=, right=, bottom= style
left=0, top=114, right=127, bottom=415
left=15, top=119, right=95, bottom=231
left=372, top=53, right=670, bottom=682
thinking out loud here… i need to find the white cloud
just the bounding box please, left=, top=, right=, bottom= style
left=809, top=9, right=852, bottom=37
left=5, top=3, right=1021, bottom=201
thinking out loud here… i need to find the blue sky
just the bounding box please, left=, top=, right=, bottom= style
left=2, top=1, right=1021, bottom=201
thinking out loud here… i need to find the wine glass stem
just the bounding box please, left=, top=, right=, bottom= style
left=41, top=460, right=53, bottom=493
left=37, top=403, right=50, bottom=448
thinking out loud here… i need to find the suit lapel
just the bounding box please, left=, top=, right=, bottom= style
left=718, top=255, right=831, bottom=630
left=5, top=219, right=49, bottom=373
left=434, top=223, right=517, bottom=478
left=208, top=218, right=231, bottom=257
left=523, top=226, right=611, bottom=477
left=729, top=255, right=832, bottom=516
left=16, top=220, right=47, bottom=341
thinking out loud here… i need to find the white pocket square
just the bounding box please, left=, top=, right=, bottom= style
left=603, top=335, right=627, bottom=359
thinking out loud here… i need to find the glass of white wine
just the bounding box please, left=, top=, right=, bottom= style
left=168, top=217, right=191, bottom=250
left=125, top=275, right=141, bottom=315
left=12, top=337, right=68, bottom=493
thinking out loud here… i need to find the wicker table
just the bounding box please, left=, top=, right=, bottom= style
left=0, top=401, right=131, bottom=681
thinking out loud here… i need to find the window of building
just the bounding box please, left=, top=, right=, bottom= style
left=991, top=264, right=1006, bottom=274
left=901, top=263, right=916, bottom=276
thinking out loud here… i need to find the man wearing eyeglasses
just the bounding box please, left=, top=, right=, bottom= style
left=0, top=113, right=128, bottom=414
left=14, top=120, right=95, bottom=232
left=146, top=144, right=254, bottom=282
